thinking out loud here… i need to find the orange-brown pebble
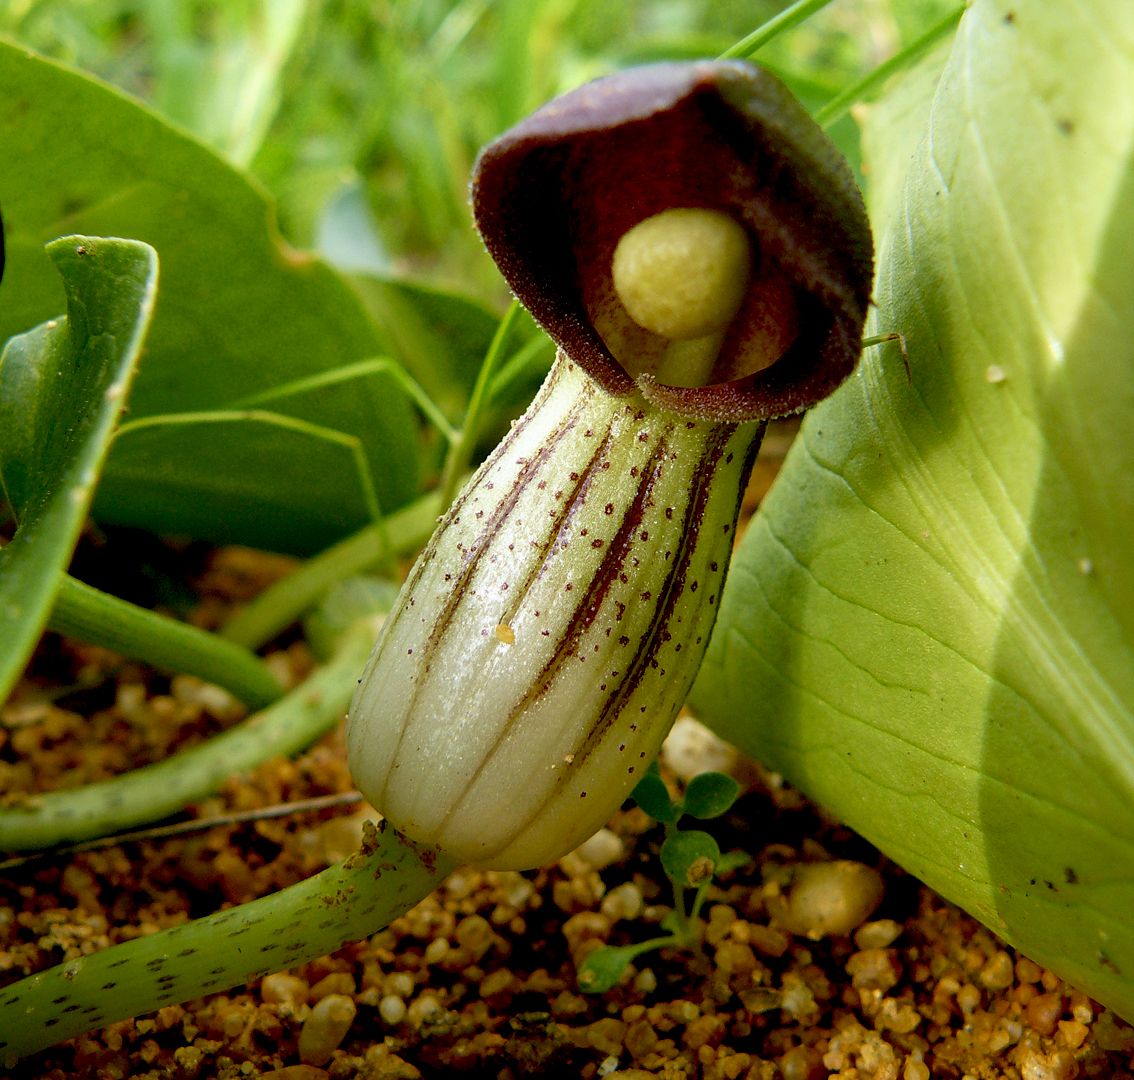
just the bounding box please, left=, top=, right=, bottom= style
left=748, top=922, right=790, bottom=957
left=1016, top=956, right=1044, bottom=983
left=979, top=949, right=1016, bottom=991
left=1057, top=1018, right=1090, bottom=1049
left=258, top=1068, right=329, bottom=1080
left=362, top=1045, right=423, bottom=1079
left=902, top=1054, right=930, bottom=1080
left=479, top=968, right=514, bottom=1000
left=1026, top=991, right=1065, bottom=1036
left=586, top=1016, right=627, bottom=1055
left=854, top=919, right=903, bottom=950
left=846, top=948, right=901, bottom=992
left=1012, top=1039, right=1079, bottom=1080
left=683, top=1012, right=725, bottom=1050
left=624, top=1017, right=659, bottom=1058
left=714, top=940, right=759, bottom=979
left=779, top=1043, right=825, bottom=1080
left=309, top=971, right=355, bottom=1000
left=379, top=994, right=408, bottom=1025
left=454, top=914, right=496, bottom=961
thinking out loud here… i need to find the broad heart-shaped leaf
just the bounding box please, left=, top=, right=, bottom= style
left=0, top=41, right=421, bottom=555
left=693, top=0, right=1134, bottom=1019
left=0, top=236, right=157, bottom=699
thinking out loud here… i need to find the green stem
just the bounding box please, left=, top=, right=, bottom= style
left=0, top=623, right=376, bottom=851
left=814, top=5, right=965, bottom=128
left=719, top=0, right=836, bottom=59
left=220, top=489, right=446, bottom=651
left=0, top=824, right=456, bottom=1065
left=436, top=300, right=523, bottom=511
left=49, top=575, right=284, bottom=709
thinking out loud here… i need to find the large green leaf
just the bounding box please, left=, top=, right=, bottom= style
left=0, top=236, right=157, bottom=699
left=0, top=40, right=421, bottom=555
left=693, top=0, right=1134, bottom=1018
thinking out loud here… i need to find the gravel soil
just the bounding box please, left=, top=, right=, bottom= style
left=3, top=476, right=1134, bottom=1079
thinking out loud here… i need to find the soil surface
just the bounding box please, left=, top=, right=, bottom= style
left=3, top=449, right=1134, bottom=1079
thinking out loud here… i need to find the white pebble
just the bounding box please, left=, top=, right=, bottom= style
left=379, top=995, right=407, bottom=1025
left=573, top=828, right=625, bottom=871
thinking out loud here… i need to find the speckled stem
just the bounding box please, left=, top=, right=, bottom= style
left=0, top=822, right=454, bottom=1064
left=0, top=621, right=376, bottom=851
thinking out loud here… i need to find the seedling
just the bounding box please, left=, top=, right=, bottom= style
left=577, top=764, right=749, bottom=993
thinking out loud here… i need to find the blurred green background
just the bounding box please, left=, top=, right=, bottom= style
left=0, top=0, right=955, bottom=303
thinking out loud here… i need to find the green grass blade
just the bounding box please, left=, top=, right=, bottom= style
left=720, top=0, right=837, bottom=60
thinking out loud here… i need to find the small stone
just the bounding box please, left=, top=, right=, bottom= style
left=423, top=937, right=450, bottom=965
left=778, top=1044, right=824, bottom=1080
left=479, top=968, right=514, bottom=1000
left=261, top=973, right=309, bottom=1009
left=661, top=716, right=739, bottom=780
left=384, top=971, right=415, bottom=999
left=1057, top=1019, right=1089, bottom=1049
left=714, top=940, right=758, bottom=978
left=902, top=1055, right=930, bottom=1080
left=309, top=972, right=355, bottom=1000
left=773, top=860, right=884, bottom=939
left=586, top=1016, right=627, bottom=1055
left=854, top=919, right=903, bottom=950
left=846, top=948, right=900, bottom=991
left=601, top=882, right=644, bottom=922
left=979, top=950, right=1016, bottom=991
left=1025, top=991, right=1064, bottom=1035
left=624, top=1018, right=658, bottom=1059
left=454, top=914, right=495, bottom=960
left=1016, top=957, right=1044, bottom=984
left=633, top=968, right=657, bottom=994
left=298, top=993, right=356, bottom=1066
left=573, top=828, right=625, bottom=871
left=379, top=995, right=407, bottom=1025
left=406, top=993, right=444, bottom=1028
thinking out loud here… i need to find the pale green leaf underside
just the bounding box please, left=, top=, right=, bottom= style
left=0, top=41, right=421, bottom=554
left=694, top=0, right=1134, bottom=1017
left=0, top=236, right=157, bottom=700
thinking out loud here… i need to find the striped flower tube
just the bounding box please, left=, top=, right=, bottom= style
left=348, top=60, right=873, bottom=869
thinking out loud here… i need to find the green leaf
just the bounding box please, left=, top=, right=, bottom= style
left=0, top=236, right=157, bottom=700
left=631, top=768, right=679, bottom=824
left=660, top=829, right=720, bottom=889
left=0, top=41, right=421, bottom=555
left=351, top=273, right=505, bottom=423
left=576, top=944, right=638, bottom=993
left=694, top=0, right=1134, bottom=1019
left=681, top=772, right=741, bottom=820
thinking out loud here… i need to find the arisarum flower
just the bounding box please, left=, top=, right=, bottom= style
left=347, top=60, right=873, bottom=870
